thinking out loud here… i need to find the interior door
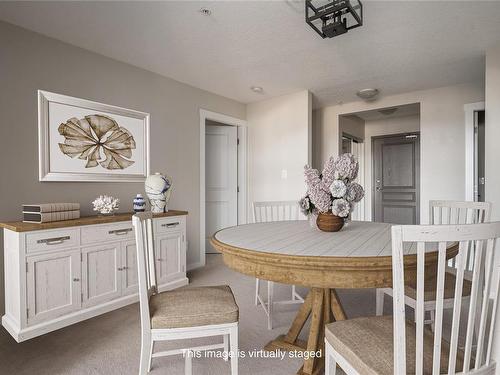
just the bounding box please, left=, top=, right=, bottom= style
left=81, top=243, right=122, bottom=308
left=26, top=249, right=81, bottom=325
left=373, top=133, right=420, bottom=224
left=205, top=124, right=238, bottom=253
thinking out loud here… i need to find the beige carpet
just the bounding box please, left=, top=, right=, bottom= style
left=0, top=254, right=381, bottom=375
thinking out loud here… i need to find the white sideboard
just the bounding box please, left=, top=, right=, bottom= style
left=0, top=211, right=188, bottom=342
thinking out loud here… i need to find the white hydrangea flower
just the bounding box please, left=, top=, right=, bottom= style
left=329, top=180, right=347, bottom=198
left=345, top=182, right=365, bottom=202
left=331, top=198, right=350, bottom=218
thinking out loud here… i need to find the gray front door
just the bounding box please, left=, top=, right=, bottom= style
left=373, top=133, right=420, bottom=224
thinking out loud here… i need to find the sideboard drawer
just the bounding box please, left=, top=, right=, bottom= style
left=81, top=223, right=134, bottom=245
left=155, top=216, right=185, bottom=234
left=26, top=229, right=79, bottom=253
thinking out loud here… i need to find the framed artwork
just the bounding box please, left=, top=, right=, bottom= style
left=38, top=90, right=150, bottom=182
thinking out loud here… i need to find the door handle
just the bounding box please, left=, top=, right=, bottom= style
left=376, top=187, right=383, bottom=191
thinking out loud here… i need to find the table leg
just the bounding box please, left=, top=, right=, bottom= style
left=264, top=287, right=347, bottom=375
left=330, top=289, right=347, bottom=321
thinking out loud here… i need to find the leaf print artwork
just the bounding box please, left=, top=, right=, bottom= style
left=58, top=114, right=136, bottom=170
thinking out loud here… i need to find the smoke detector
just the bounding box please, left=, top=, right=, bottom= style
left=356, top=88, right=379, bottom=101
left=199, top=8, right=212, bottom=16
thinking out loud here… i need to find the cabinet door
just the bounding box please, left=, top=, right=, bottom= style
left=121, top=240, right=139, bottom=296
left=81, top=243, right=122, bottom=308
left=26, top=249, right=81, bottom=325
left=155, top=232, right=185, bottom=285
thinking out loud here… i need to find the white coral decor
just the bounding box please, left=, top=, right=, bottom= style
left=92, top=195, right=120, bottom=214
left=331, top=199, right=350, bottom=218
left=330, top=180, right=347, bottom=198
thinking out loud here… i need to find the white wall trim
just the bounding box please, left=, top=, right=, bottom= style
left=464, top=102, right=485, bottom=201
left=199, top=109, right=247, bottom=269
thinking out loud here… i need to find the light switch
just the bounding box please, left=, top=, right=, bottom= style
left=281, top=169, right=288, bottom=179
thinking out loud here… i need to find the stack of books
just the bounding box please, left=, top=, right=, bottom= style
left=22, top=203, right=81, bottom=223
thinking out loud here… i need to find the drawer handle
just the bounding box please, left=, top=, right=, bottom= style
left=73, top=278, right=80, bottom=282
left=161, top=222, right=179, bottom=228
left=37, top=236, right=70, bottom=245
left=109, top=228, right=133, bottom=235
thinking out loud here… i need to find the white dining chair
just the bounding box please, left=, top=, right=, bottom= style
left=326, top=221, right=500, bottom=375
left=253, top=201, right=305, bottom=330
left=133, top=213, right=239, bottom=375
left=376, top=200, right=492, bottom=329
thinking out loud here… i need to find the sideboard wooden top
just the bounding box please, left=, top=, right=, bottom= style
left=0, top=210, right=188, bottom=232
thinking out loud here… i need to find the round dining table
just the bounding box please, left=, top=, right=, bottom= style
left=210, top=220, right=458, bottom=375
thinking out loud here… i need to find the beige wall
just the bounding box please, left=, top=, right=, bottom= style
left=246, top=90, right=312, bottom=218
left=0, top=21, right=246, bottom=314
left=485, top=42, right=500, bottom=363
left=313, top=82, right=484, bottom=222
left=363, top=115, right=420, bottom=220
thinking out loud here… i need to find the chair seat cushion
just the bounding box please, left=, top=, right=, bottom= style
left=405, top=271, right=472, bottom=301
left=149, top=285, right=239, bottom=329
left=325, top=316, right=464, bottom=375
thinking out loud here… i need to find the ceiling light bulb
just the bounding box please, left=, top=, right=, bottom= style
left=251, top=86, right=264, bottom=94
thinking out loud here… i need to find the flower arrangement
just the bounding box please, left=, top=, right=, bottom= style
left=92, top=195, right=120, bottom=215
left=300, top=153, right=364, bottom=219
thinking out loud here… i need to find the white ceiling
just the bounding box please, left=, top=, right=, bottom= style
left=1, top=1, right=500, bottom=108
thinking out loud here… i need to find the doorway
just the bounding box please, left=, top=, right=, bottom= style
left=199, top=109, right=247, bottom=268
left=372, top=133, right=420, bottom=224
left=205, top=122, right=238, bottom=254
left=339, top=103, right=421, bottom=223
left=464, top=102, right=485, bottom=202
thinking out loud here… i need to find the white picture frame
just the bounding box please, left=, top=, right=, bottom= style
left=38, top=90, right=150, bottom=182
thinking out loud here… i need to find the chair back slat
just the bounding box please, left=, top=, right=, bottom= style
left=431, top=241, right=447, bottom=375
left=415, top=241, right=426, bottom=375
left=475, top=238, right=496, bottom=370
left=463, top=239, right=485, bottom=371
left=486, top=265, right=500, bottom=365
left=391, top=226, right=407, bottom=375
left=253, top=201, right=303, bottom=223
left=429, top=201, right=491, bottom=270
left=133, top=212, right=156, bottom=333
left=447, top=239, right=469, bottom=373
left=392, top=222, right=500, bottom=375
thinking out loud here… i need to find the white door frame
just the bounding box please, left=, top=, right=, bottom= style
left=464, top=102, right=485, bottom=201
left=198, top=109, right=247, bottom=269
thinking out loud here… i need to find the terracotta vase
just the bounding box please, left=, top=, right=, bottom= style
left=316, top=211, right=345, bottom=232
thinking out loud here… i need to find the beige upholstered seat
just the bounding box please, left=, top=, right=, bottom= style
left=325, top=316, right=465, bottom=375
left=404, top=272, right=472, bottom=301
left=149, top=285, right=239, bottom=329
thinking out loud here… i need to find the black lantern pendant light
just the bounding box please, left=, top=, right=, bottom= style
left=306, top=0, right=363, bottom=39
